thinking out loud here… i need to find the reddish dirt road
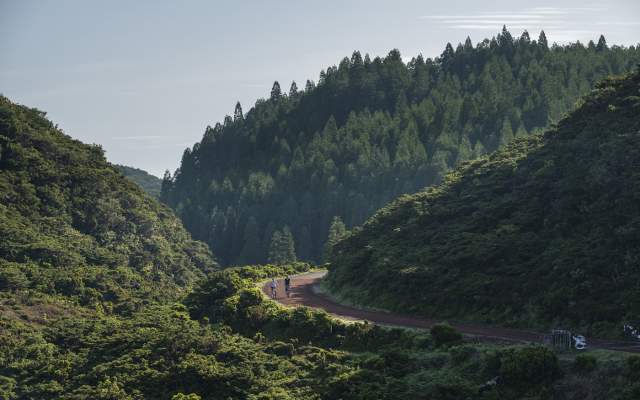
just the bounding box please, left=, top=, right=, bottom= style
left=263, top=271, right=640, bottom=353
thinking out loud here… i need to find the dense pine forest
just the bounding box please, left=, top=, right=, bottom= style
left=327, top=69, right=640, bottom=337
left=161, top=28, right=640, bottom=265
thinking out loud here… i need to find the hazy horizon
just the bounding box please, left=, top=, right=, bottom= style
left=2, top=0, right=639, bottom=177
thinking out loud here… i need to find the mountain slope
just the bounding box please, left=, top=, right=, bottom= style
left=0, top=96, right=216, bottom=315
left=162, top=29, right=640, bottom=265
left=115, top=164, right=162, bottom=198
left=327, top=69, right=640, bottom=337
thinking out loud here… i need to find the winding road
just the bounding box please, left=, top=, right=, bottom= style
left=262, top=270, right=640, bottom=353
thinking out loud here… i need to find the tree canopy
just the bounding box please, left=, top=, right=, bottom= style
left=161, top=30, right=640, bottom=266
left=327, top=69, right=640, bottom=336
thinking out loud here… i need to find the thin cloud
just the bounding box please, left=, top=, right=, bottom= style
left=114, top=135, right=165, bottom=141
left=596, top=21, right=640, bottom=26
left=418, top=6, right=613, bottom=44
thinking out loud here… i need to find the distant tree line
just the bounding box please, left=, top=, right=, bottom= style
left=161, top=28, right=640, bottom=265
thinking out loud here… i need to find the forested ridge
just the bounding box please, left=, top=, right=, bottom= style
left=327, top=69, right=640, bottom=337
left=2, top=60, right=640, bottom=400
left=0, top=96, right=216, bottom=314
left=161, top=28, right=640, bottom=265
left=0, top=98, right=615, bottom=398
left=115, top=164, right=162, bottom=199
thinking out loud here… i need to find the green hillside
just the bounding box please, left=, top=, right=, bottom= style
left=161, top=29, right=640, bottom=266
left=327, top=69, right=640, bottom=337
left=115, top=164, right=162, bottom=199
left=1, top=83, right=640, bottom=400
left=0, top=96, right=216, bottom=315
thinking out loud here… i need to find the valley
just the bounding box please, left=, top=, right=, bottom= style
left=2, top=9, right=640, bottom=398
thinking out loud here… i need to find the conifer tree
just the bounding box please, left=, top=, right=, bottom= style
left=281, top=226, right=297, bottom=263
left=596, top=35, right=608, bottom=52
left=234, top=102, right=243, bottom=121
left=538, top=30, right=548, bottom=49
left=289, top=81, right=298, bottom=97
left=160, top=170, right=172, bottom=203
left=463, top=36, right=473, bottom=52
left=499, top=119, right=515, bottom=147
left=268, top=230, right=283, bottom=264
left=270, top=81, right=282, bottom=100
left=499, top=25, right=513, bottom=47
left=305, top=80, right=315, bottom=92
left=323, top=216, right=347, bottom=262
left=441, top=43, right=455, bottom=67
left=268, top=227, right=297, bottom=264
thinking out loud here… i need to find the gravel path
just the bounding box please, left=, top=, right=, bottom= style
left=262, top=270, right=640, bottom=353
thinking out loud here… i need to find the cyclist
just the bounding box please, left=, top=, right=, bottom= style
left=269, top=278, right=278, bottom=299
left=284, top=275, right=291, bottom=297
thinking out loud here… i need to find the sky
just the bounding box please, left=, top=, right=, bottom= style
left=1, top=0, right=639, bottom=177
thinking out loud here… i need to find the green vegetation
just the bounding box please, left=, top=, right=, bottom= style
left=115, top=165, right=162, bottom=199
left=267, top=226, right=297, bottom=265
left=2, top=31, right=640, bottom=399
left=0, top=96, right=216, bottom=315
left=430, top=323, right=463, bottom=348
left=161, top=29, right=640, bottom=265
left=327, top=69, right=640, bottom=337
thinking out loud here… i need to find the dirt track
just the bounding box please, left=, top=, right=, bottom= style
left=263, top=270, right=640, bottom=353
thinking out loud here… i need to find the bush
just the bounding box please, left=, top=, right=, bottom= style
left=625, top=355, right=640, bottom=380
left=498, top=346, right=560, bottom=391
left=172, top=394, right=201, bottom=400
left=0, top=265, right=28, bottom=291
left=265, top=341, right=295, bottom=356
left=450, top=344, right=477, bottom=365
left=430, top=323, right=463, bottom=347
left=573, top=354, right=597, bottom=373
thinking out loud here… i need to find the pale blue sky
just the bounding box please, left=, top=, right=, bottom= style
left=1, top=0, right=639, bottom=176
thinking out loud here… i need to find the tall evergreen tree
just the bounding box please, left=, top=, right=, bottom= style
left=323, top=216, right=347, bottom=262
left=289, top=81, right=298, bottom=97
left=596, top=35, right=608, bottom=52
left=267, top=230, right=283, bottom=264
left=160, top=170, right=172, bottom=203
left=270, top=81, right=282, bottom=100
left=234, top=102, right=243, bottom=121
left=268, top=227, right=297, bottom=265
left=538, top=30, right=548, bottom=49
left=305, top=80, right=315, bottom=92
left=281, top=226, right=297, bottom=263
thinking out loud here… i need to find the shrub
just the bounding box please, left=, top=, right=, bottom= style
left=430, top=323, right=463, bottom=347
left=573, top=354, right=597, bottom=373
left=450, top=344, right=477, bottom=365
left=0, top=266, right=29, bottom=291
left=498, top=346, right=560, bottom=391
left=265, top=341, right=295, bottom=357
left=172, top=394, right=201, bottom=400
left=625, top=355, right=640, bottom=380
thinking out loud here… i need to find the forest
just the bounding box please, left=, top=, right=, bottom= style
left=3, top=20, right=640, bottom=399
left=3, top=84, right=640, bottom=399
left=327, top=68, right=640, bottom=338
left=0, top=96, right=216, bottom=314
left=161, top=28, right=640, bottom=265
